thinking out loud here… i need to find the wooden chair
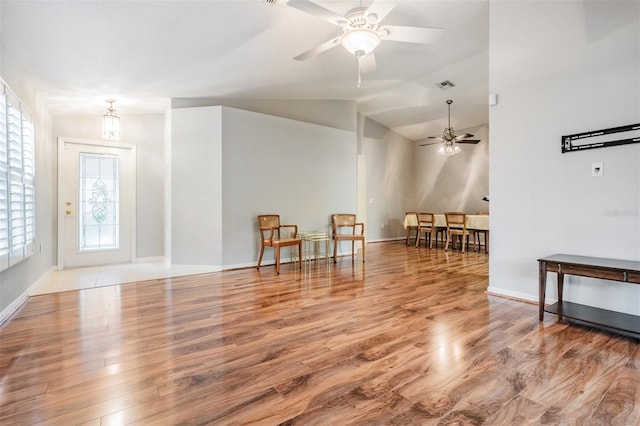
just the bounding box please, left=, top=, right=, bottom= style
left=331, top=214, right=365, bottom=263
left=405, top=212, right=419, bottom=246
left=415, top=212, right=440, bottom=248
left=257, top=215, right=301, bottom=274
left=475, top=211, right=489, bottom=253
left=444, top=212, right=475, bottom=253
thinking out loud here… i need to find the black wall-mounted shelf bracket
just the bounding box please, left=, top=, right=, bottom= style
left=561, top=123, right=640, bottom=153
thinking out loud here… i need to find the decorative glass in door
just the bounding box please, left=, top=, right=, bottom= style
left=78, top=153, right=119, bottom=251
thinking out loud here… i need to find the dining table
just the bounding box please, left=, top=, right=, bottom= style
left=403, top=213, right=489, bottom=251
left=403, top=213, right=489, bottom=231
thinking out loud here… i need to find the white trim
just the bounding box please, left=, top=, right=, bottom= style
left=135, top=256, right=165, bottom=263
left=0, top=265, right=56, bottom=325
left=486, top=286, right=557, bottom=305
left=168, top=263, right=223, bottom=273
left=366, top=237, right=404, bottom=243
left=57, top=137, right=137, bottom=269
left=0, top=288, right=29, bottom=325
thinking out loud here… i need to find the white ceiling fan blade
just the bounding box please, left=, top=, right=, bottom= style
left=294, top=36, right=341, bottom=60
left=365, top=1, right=396, bottom=24
left=380, top=25, right=443, bottom=44
left=359, top=51, right=377, bottom=74
left=287, top=0, right=348, bottom=27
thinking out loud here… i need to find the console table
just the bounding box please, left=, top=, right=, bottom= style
left=538, top=254, right=640, bottom=336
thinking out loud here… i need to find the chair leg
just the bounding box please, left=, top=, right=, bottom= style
left=257, top=245, right=265, bottom=269
left=351, top=241, right=355, bottom=261
left=333, top=238, right=338, bottom=263
left=445, top=231, right=450, bottom=251
left=275, top=247, right=281, bottom=274
left=361, top=240, right=365, bottom=263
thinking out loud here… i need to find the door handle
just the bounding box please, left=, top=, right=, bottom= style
left=65, top=209, right=72, bottom=215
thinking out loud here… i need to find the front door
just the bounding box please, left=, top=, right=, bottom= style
left=58, top=138, right=135, bottom=268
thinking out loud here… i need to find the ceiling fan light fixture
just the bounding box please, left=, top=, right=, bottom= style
left=341, top=28, right=380, bottom=56
left=438, top=141, right=461, bottom=157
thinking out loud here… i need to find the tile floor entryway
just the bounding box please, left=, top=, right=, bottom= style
left=29, top=260, right=220, bottom=295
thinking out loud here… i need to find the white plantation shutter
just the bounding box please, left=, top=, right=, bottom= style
left=0, top=93, right=8, bottom=270
left=0, top=79, right=35, bottom=271
left=22, top=112, right=35, bottom=258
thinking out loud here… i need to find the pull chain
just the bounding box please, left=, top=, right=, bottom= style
left=356, top=51, right=364, bottom=89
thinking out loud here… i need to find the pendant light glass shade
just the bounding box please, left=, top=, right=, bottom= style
left=102, top=99, right=120, bottom=140
left=438, top=141, right=461, bottom=156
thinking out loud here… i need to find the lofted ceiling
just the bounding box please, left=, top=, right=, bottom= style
left=0, top=0, right=489, bottom=141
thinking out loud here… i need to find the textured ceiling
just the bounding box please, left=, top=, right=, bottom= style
left=0, top=0, right=490, bottom=141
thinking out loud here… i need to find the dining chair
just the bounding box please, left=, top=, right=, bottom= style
left=331, top=214, right=365, bottom=263
left=444, top=212, right=474, bottom=253
left=474, top=211, right=489, bottom=253
left=257, top=214, right=302, bottom=274
left=415, top=212, right=440, bottom=248
left=404, top=212, right=419, bottom=246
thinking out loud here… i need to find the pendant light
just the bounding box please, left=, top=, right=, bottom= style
left=102, top=99, right=120, bottom=140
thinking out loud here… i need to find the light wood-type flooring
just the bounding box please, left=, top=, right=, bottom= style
left=1, top=242, right=639, bottom=425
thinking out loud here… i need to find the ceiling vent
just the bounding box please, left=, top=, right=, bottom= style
left=437, top=80, right=455, bottom=90
left=264, top=0, right=281, bottom=4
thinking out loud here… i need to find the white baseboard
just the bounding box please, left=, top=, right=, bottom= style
left=486, top=286, right=557, bottom=305
left=135, top=256, right=165, bottom=263
left=168, top=263, right=223, bottom=273
left=1, top=266, right=56, bottom=325
left=367, top=237, right=404, bottom=243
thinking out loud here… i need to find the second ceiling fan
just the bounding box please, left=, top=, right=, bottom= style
left=420, top=99, right=480, bottom=156
left=287, top=0, right=444, bottom=87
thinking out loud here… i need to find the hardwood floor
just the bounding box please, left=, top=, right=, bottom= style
left=1, top=242, right=638, bottom=425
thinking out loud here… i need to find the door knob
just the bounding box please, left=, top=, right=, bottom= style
left=65, top=201, right=72, bottom=206
left=65, top=209, right=72, bottom=215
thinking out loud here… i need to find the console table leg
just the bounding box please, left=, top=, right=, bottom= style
left=557, top=272, right=564, bottom=321
left=539, top=260, right=547, bottom=321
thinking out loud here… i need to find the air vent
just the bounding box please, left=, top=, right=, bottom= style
left=265, top=0, right=280, bottom=4
left=437, top=80, right=455, bottom=90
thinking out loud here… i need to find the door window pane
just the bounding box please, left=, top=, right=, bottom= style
left=78, top=152, right=119, bottom=251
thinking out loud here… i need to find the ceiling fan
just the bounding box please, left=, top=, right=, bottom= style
left=420, top=99, right=480, bottom=156
left=286, top=0, right=443, bottom=87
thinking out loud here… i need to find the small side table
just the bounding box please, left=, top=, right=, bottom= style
left=299, top=231, right=331, bottom=269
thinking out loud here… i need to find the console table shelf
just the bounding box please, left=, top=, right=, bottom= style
left=538, top=254, right=640, bottom=337
left=544, top=301, right=639, bottom=335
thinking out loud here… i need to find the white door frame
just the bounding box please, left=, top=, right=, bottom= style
left=57, top=137, right=137, bottom=269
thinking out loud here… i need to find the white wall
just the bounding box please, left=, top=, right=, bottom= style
left=170, top=106, right=223, bottom=266
left=172, top=98, right=356, bottom=134
left=53, top=114, right=166, bottom=259
left=170, top=106, right=357, bottom=269
left=414, top=123, right=490, bottom=215
left=359, top=115, right=415, bottom=241
left=489, top=0, right=640, bottom=315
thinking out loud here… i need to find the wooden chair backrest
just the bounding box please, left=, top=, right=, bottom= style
left=417, top=212, right=435, bottom=227
left=332, top=214, right=358, bottom=235
left=445, top=212, right=466, bottom=230
left=258, top=214, right=281, bottom=238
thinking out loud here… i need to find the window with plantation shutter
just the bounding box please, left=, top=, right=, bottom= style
left=0, top=78, right=35, bottom=271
